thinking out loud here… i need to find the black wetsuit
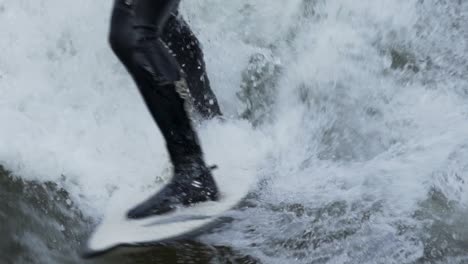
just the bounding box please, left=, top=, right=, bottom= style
left=162, top=15, right=221, bottom=119
left=109, top=0, right=220, bottom=218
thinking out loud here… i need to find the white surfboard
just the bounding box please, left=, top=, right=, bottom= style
left=83, top=164, right=254, bottom=258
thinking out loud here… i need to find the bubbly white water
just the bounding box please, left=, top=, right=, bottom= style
left=1, top=0, right=468, bottom=263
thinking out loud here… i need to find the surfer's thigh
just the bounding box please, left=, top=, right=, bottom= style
left=108, top=0, right=180, bottom=41
left=109, top=0, right=180, bottom=59
left=133, top=0, right=181, bottom=33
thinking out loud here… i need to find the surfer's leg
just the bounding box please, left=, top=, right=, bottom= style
left=109, top=0, right=219, bottom=218
left=162, top=15, right=222, bottom=119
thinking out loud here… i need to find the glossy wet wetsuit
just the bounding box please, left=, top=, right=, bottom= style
left=109, top=0, right=220, bottom=219
left=162, top=15, right=221, bottom=119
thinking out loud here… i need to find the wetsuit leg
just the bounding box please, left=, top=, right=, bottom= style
left=162, top=15, right=222, bottom=119
left=109, top=0, right=218, bottom=218
left=109, top=0, right=201, bottom=165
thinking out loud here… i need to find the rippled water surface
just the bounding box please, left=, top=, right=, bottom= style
left=1, top=0, right=468, bottom=263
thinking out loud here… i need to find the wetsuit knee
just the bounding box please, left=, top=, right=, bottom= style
left=109, top=0, right=183, bottom=85
left=108, top=13, right=135, bottom=63
left=109, top=32, right=127, bottom=63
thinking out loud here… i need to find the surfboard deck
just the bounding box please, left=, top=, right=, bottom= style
left=82, top=164, right=254, bottom=258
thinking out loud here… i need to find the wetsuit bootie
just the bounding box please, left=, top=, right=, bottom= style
left=127, top=158, right=219, bottom=219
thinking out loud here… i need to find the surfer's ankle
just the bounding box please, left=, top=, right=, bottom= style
left=173, top=155, right=219, bottom=195
left=170, top=162, right=219, bottom=204
left=127, top=163, right=219, bottom=219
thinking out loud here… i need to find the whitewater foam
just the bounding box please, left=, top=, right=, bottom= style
left=2, top=0, right=468, bottom=263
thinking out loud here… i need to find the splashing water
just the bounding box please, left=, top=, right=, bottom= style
left=1, top=0, right=468, bottom=263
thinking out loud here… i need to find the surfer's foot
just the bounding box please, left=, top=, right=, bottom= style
left=127, top=163, right=219, bottom=219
